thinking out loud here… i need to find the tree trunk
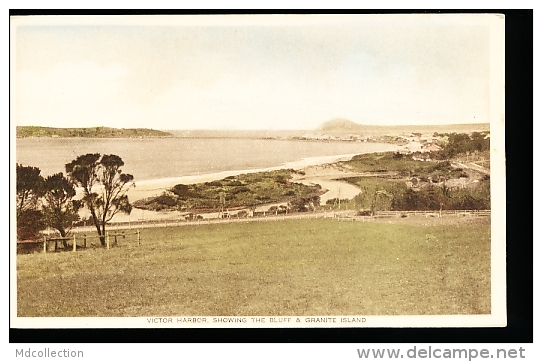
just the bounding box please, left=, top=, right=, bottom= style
left=100, top=224, right=106, bottom=246
left=59, top=228, right=68, bottom=248
left=94, top=222, right=105, bottom=246
left=89, top=209, right=105, bottom=246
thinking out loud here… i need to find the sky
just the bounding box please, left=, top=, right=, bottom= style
left=11, top=15, right=503, bottom=130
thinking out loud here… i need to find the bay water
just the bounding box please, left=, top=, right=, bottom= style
left=16, top=136, right=397, bottom=183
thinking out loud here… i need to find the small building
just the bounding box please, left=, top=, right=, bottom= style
left=423, top=144, right=442, bottom=153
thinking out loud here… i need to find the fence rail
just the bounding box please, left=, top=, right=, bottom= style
left=17, top=230, right=142, bottom=254
left=334, top=209, right=490, bottom=221
left=375, top=210, right=491, bottom=217
left=71, top=208, right=492, bottom=232
left=18, top=208, right=491, bottom=254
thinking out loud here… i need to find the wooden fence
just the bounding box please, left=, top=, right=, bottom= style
left=71, top=208, right=492, bottom=232
left=374, top=210, right=491, bottom=217
left=335, top=209, right=490, bottom=221
left=18, top=209, right=490, bottom=253
left=17, top=230, right=141, bottom=254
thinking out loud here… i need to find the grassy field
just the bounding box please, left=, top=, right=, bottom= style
left=17, top=218, right=490, bottom=317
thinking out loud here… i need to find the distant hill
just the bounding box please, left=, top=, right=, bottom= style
left=317, top=118, right=364, bottom=132
left=16, top=126, right=173, bottom=138
left=317, top=118, right=490, bottom=135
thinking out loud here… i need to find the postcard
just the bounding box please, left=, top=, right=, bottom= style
left=11, top=14, right=505, bottom=328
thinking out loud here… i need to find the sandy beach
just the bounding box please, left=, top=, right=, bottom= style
left=125, top=153, right=368, bottom=204
left=96, top=153, right=381, bottom=224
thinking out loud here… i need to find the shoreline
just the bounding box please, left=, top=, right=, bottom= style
left=75, top=147, right=400, bottom=224
left=100, top=151, right=397, bottom=224
left=126, top=152, right=379, bottom=202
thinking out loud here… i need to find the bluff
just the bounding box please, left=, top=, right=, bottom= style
left=17, top=126, right=173, bottom=138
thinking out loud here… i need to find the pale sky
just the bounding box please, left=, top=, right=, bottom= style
left=11, top=15, right=503, bottom=130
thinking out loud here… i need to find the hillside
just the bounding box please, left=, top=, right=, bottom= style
left=317, top=118, right=490, bottom=135
left=16, top=126, right=173, bottom=138
left=317, top=118, right=363, bottom=132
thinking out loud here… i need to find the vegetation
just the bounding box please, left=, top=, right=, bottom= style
left=346, top=176, right=490, bottom=213
left=17, top=218, right=490, bottom=317
left=134, top=169, right=322, bottom=212
left=42, top=173, right=82, bottom=247
left=436, top=132, right=490, bottom=159
left=16, top=164, right=46, bottom=240
left=65, top=154, right=135, bottom=246
left=17, top=154, right=134, bottom=244
left=346, top=152, right=465, bottom=178
left=342, top=147, right=490, bottom=214
left=16, top=126, right=172, bottom=138
left=16, top=209, right=46, bottom=241
left=16, top=164, right=44, bottom=215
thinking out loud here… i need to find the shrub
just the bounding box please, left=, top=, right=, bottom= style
left=17, top=209, right=46, bottom=240
left=227, top=181, right=244, bottom=186
left=155, top=194, right=177, bottom=206
left=357, top=210, right=372, bottom=216
left=206, top=181, right=223, bottom=187
left=237, top=210, right=248, bottom=218
left=231, top=186, right=250, bottom=194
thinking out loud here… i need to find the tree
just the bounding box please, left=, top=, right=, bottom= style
left=288, top=195, right=320, bottom=212
left=66, top=154, right=134, bottom=246
left=16, top=164, right=46, bottom=240
left=17, top=210, right=46, bottom=241
left=42, top=173, right=81, bottom=247
left=370, top=190, right=393, bottom=215
left=16, top=164, right=44, bottom=215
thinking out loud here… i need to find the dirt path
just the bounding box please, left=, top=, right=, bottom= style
left=452, top=161, right=490, bottom=175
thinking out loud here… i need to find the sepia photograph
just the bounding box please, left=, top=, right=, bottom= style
left=10, top=14, right=506, bottom=328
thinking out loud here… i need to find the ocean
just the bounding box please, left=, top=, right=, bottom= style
left=16, top=136, right=398, bottom=182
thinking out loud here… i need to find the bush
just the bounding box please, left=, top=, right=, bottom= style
left=227, top=181, right=244, bottom=186
left=237, top=210, right=248, bottom=218
left=231, top=187, right=250, bottom=194
left=357, top=210, right=372, bottom=216
left=155, top=194, right=177, bottom=206
left=171, top=184, right=198, bottom=197
left=205, top=181, right=223, bottom=187
left=17, top=210, right=46, bottom=240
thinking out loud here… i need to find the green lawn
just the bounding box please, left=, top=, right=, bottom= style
left=17, top=218, right=490, bottom=317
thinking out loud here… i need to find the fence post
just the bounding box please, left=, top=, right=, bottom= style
left=106, top=232, right=110, bottom=250
left=73, top=234, right=76, bottom=252
left=137, top=230, right=141, bottom=246
left=43, top=236, right=47, bottom=254
left=83, top=234, right=87, bottom=248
